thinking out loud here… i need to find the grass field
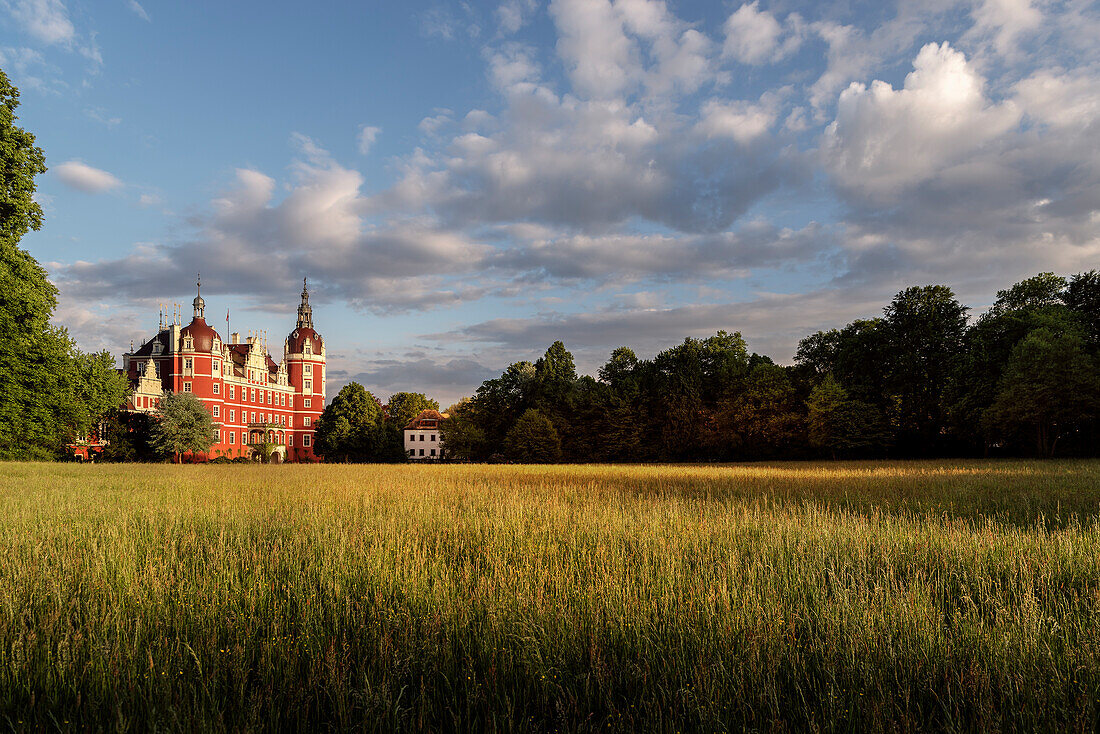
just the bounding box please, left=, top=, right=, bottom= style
left=2, top=460, right=1100, bottom=731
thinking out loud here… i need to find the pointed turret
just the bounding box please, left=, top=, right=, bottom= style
left=296, top=277, right=313, bottom=329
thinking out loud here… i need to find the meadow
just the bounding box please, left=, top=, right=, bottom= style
left=2, top=460, right=1100, bottom=732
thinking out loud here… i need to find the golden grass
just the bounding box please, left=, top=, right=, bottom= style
left=2, top=460, right=1099, bottom=731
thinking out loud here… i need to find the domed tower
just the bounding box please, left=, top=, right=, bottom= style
left=285, top=278, right=325, bottom=461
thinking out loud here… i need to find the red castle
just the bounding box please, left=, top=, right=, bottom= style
left=118, top=276, right=327, bottom=462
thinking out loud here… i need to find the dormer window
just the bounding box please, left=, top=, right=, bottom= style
left=183, top=336, right=194, bottom=350
left=212, top=338, right=220, bottom=350
left=304, top=340, right=312, bottom=355
left=152, top=342, right=163, bottom=355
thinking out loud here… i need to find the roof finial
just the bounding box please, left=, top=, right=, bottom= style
left=192, top=274, right=206, bottom=320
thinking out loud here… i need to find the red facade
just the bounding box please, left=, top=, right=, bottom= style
left=122, top=278, right=326, bottom=462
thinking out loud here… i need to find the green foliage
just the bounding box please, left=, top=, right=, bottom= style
left=503, top=408, right=562, bottom=463
left=440, top=398, right=490, bottom=461
left=99, top=411, right=157, bottom=462
left=312, top=382, right=384, bottom=462
left=0, top=69, right=128, bottom=459
left=985, top=325, right=1100, bottom=456
left=806, top=374, right=891, bottom=458
left=150, top=392, right=215, bottom=461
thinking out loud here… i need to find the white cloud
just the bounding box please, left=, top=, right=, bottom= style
left=969, top=0, right=1041, bottom=57
left=823, top=42, right=1020, bottom=201
left=549, top=0, right=638, bottom=99
left=126, top=0, right=150, bottom=22
left=357, top=125, right=381, bottom=155
left=496, top=0, right=537, bottom=34
left=696, top=94, right=780, bottom=144
left=722, top=2, right=802, bottom=65
left=3, top=0, right=74, bottom=45
left=55, top=160, right=123, bottom=193
left=1015, top=70, right=1100, bottom=130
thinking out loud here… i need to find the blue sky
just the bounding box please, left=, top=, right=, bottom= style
left=3, top=0, right=1099, bottom=407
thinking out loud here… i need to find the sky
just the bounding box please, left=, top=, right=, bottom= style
left=2, top=0, right=1099, bottom=408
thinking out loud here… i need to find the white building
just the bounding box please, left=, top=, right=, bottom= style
left=404, top=409, right=446, bottom=460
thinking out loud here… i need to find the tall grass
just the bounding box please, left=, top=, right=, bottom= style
left=2, top=461, right=1100, bottom=731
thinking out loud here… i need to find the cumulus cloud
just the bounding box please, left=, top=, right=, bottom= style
left=823, top=43, right=1020, bottom=201
left=722, top=2, right=803, bottom=65
left=55, top=160, right=123, bottom=193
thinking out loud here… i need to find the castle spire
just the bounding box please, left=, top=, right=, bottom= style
left=296, top=276, right=313, bottom=329
left=192, top=273, right=206, bottom=319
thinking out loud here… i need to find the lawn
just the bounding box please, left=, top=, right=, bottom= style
left=1, top=461, right=1099, bottom=731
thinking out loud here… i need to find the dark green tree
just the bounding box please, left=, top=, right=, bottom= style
left=1063, top=270, right=1100, bottom=347
left=150, top=392, right=214, bottom=462
left=985, top=325, right=1100, bottom=457
left=883, top=286, right=969, bottom=454
left=806, top=374, right=891, bottom=458
left=313, top=382, right=384, bottom=462
left=503, top=408, right=562, bottom=463
left=723, top=362, right=802, bottom=458
left=440, top=398, right=490, bottom=461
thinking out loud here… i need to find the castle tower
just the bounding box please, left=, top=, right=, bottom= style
left=285, top=278, right=325, bottom=461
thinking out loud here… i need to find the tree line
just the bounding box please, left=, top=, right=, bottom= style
left=432, top=276, right=1100, bottom=462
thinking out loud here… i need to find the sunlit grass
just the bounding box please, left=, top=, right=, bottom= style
left=2, top=460, right=1099, bottom=731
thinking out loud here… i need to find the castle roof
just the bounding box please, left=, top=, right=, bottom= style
left=404, top=409, right=448, bottom=430
left=180, top=318, right=220, bottom=353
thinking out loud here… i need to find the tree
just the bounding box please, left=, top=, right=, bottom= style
left=313, top=382, right=384, bottom=462
left=150, top=392, right=215, bottom=462
left=99, top=411, right=156, bottom=462
left=503, top=408, right=562, bottom=463
left=382, top=392, right=439, bottom=461
left=723, top=362, right=802, bottom=458
left=0, top=69, right=128, bottom=458
left=991, top=272, right=1067, bottom=314
left=385, top=392, right=439, bottom=431
left=806, top=374, right=890, bottom=458
left=883, top=286, right=969, bottom=454
left=985, top=326, right=1100, bottom=457
left=440, top=398, right=490, bottom=461
left=1063, top=270, right=1100, bottom=347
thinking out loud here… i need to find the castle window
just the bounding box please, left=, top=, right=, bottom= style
left=229, top=386, right=235, bottom=400
left=304, top=380, right=312, bottom=391
left=305, top=364, right=312, bottom=375
left=213, top=428, right=220, bottom=442
left=185, top=358, right=193, bottom=370
left=241, top=431, right=247, bottom=444
left=303, top=435, right=311, bottom=447
left=419, top=448, right=424, bottom=456
left=183, top=382, right=192, bottom=392
left=304, top=341, right=312, bottom=355
left=304, top=398, right=311, bottom=408
left=214, top=360, right=220, bottom=371
left=250, top=412, right=256, bottom=423
left=213, top=383, right=219, bottom=395
left=430, top=449, right=436, bottom=456
left=288, top=435, right=294, bottom=447
left=304, top=417, right=311, bottom=427
left=267, top=391, right=272, bottom=404
left=152, top=342, right=162, bottom=355
left=420, top=434, right=425, bottom=441
left=288, top=417, right=293, bottom=427
left=229, top=432, right=235, bottom=445
left=249, top=388, right=255, bottom=402
left=431, top=435, right=436, bottom=442
left=230, top=409, right=235, bottom=422
left=213, top=405, right=220, bottom=418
